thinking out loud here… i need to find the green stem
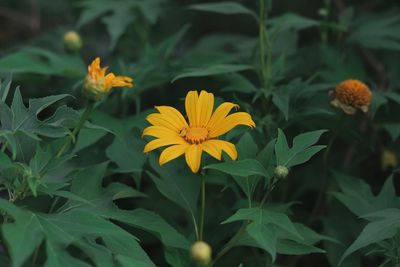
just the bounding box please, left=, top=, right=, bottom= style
left=208, top=225, right=246, bottom=267
left=199, top=174, right=206, bottom=241
left=259, top=0, right=267, bottom=89
left=1, top=142, right=6, bottom=153
left=31, top=246, right=39, bottom=267
left=56, top=102, right=95, bottom=158
left=259, top=176, right=277, bottom=208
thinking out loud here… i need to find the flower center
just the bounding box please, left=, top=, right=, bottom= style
left=181, top=127, right=209, bottom=144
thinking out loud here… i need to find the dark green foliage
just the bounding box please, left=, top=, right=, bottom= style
left=0, top=0, right=399, bottom=266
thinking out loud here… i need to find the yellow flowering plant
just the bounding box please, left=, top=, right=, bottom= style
left=84, top=57, right=133, bottom=101
left=143, top=90, right=255, bottom=172
left=0, top=0, right=399, bottom=267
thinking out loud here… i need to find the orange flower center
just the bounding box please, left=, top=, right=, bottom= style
left=335, top=79, right=372, bottom=107
left=181, top=127, right=209, bottom=144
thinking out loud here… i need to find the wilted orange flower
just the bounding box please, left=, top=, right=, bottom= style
left=83, top=57, right=133, bottom=101
left=143, top=90, right=255, bottom=173
left=331, top=79, right=372, bottom=114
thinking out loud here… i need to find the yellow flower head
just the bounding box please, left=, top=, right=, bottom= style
left=143, top=90, right=255, bottom=173
left=330, top=79, right=372, bottom=115
left=83, top=57, right=133, bottom=101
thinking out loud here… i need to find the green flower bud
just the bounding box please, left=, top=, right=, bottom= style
left=274, top=165, right=289, bottom=179
left=190, top=241, right=212, bottom=266
left=63, top=31, right=82, bottom=52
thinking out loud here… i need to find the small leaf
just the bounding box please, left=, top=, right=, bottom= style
left=189, top=2, right=257, bottom=20
left=172, top=64, right=252, bottom=82
left=204, top=159, right=267, bottom=178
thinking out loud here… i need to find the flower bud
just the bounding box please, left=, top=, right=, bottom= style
left=190, top=241, right=212, bottom=266
left=381, top=150, right=398, bottom=171
left=63, top=31, right=82, bottom=52
left=274, top=165, right=289, bottom=179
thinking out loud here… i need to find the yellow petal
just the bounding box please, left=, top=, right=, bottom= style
left=185, top=144, right=203, bottom=173
left=89, top=57, right=101, bottom=72
left=202, top=140, right=222, bottom=160
left=105, top=73, right=133, bottom=90
left=146, top=113, right=182, bottom=132
left=204, top=140, right=237, bottom=160
left=155, top=106, right=188, bottom=129
left=197, top=90, right=214, bottom=127
left=185, top=91, right=199, bottom=126
left=207, top=102, right=239, bottom=131
left=143, top=137, right=186, bottom=153
left=209, top=112, right=255, bottom=138
left=142, top=125, right=179, bottom=138
left=159, top=144, right=188, bottom=165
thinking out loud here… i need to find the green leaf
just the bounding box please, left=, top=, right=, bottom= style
left=0, top=75, right=12, bottom=101
left=188, top=2, right=257, bottom=20
left=172, top=64, right=252, bottom=82
left=220, top=73, right=258, bottom=94
left=348, top=12, right=400, bottom=50
left=382, top=123, right=400, bottom=141
left=223, top=208, right=302, bottom=240
left=340, top=209, right=400, bottom=264
left=275, top=129, right=327, bottom=167
left=222, top=208, right=327, bottom=260
left=204, top=159, right=267, bottom=178
left=68, top=162, right=188, bottom=253
left=333, top=173, right=400, bottom=217
left=246, top=222, right=277, bottom=260
left=269, top=13, right=320, bottom=31
left=0, top=199, right=155, bottom=267
left=147, top=154, right=200, bottom=230
left=272, top=92, right=289, bottom=121
left=110, top=209, right=190, bottom=250
left=77, top=0, right=164, bottom=49
left=236, top=132, right=258, bottom=159
left=0, top=151, right=13, bottom=171
left=106, top=131, right=146, bottom=173
left=101, top=6, right=134, bottom=50
left=0, top=47, right=85, bottom=76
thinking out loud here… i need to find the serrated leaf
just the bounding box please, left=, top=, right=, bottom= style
left=340, top=209, right=400, bottom=264
left=275, top=129, right=327, bottom=167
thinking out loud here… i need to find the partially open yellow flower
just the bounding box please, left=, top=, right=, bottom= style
left=143, top=90, right=255, bottom=173
left=83, top=57, right=133, bottom=101
left=330, top=79, right=372, bottom=115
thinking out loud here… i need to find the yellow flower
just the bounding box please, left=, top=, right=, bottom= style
left=83, top=57, right=133, bottom=101
left=143, top=90, right=255, bottom=173
left=330, top=79, right=372, bottom=115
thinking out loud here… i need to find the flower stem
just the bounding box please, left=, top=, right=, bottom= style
left=199, top=174, right=206, bottom=241
left=259, top=176, right=277, bottom=208
left=259, top=0, right=267, bottom=89
left=56, top=101, right=95, bottom=158
left=208, top=225, right=246, bottom=267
